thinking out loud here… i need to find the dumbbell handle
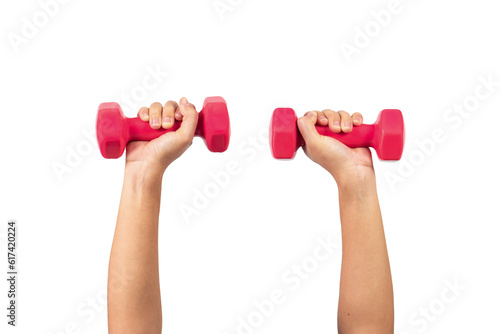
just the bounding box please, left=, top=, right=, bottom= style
left=125, top=114, right=205, bottom=141
left=296, top=124, right=375, bottom=149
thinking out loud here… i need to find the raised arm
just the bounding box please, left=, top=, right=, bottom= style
left=297, top=109, right=394, bottom=334
left=107, top=98, right=198, bottom=334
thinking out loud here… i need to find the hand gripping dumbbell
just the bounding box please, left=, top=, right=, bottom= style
left=269, top=108, right=405, bottom=160
left=96, top=97, right=231, bottom=159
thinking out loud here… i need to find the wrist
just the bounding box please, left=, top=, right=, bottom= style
left=124, top=161, right=165, bottom=188
left=332, top=165, right=376, bottom=192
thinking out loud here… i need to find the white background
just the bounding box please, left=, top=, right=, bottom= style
left=1, top=0, right=499, bottom=333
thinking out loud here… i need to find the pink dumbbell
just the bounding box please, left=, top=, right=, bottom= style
left=270, top=108, right=405, bottom=160
left=97, top=97, right=231, bottom=159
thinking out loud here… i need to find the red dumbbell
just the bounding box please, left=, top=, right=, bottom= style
left=97, top=96, right=231, bottom=159
left=269, top=108, right=405, bottom=160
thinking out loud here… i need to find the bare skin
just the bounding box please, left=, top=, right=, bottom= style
left=297, top=109, right=394, bottom=334
left=107, top=102, right=394, bottom=334
left=107, top=97, right=198, bottom=334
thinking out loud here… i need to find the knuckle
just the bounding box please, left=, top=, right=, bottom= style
left=190, top=110, right=199, bottom=119
left=297, top=116, right=309, bottom=126
left=165, top=100, right=177, bottom=109
left=339, top=111, right=350, bottom=119
left=305, top=110, right=317, bottom=117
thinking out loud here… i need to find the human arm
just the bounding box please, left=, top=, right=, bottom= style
left=107, top=98, right=198, bottom=334
left=297, top=110, right=394, bottom=333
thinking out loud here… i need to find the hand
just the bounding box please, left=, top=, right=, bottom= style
left=124, top=97, right=198, bottom=176
left=297, top=109, right=375, bottom=185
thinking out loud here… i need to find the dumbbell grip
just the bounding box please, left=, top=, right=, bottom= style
left=126, top=114, right=205, bottom=142
left=296, top=124, right=375, bottom=149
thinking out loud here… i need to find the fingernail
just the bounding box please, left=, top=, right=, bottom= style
left=345, top=121, right=352, bottom=129
left=319, top=116, right=327, bottom=121
left=142, top=113, right=149, bottom=120
left=355, top=117, right=360, bottom=124
left=306, top=112, right=313, bottom=117
left=163, top=116, right=171, bottom=125
left=334, top=121, right=340, bottom=128
left=152, top=117, right=160, bottom=126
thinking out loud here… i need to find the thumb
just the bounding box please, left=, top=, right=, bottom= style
left=297, top=111, right=320, bottom=145
left=176, top=97, right=199, bottom=139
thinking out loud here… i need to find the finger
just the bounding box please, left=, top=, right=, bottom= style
left=352, top=112, right=363, bottom=126
left=137, top=107, right=149, bottom=121
left=175, top=97, right=198, bottom=139
left=173, top=101, right=196, bottom=122
left=316, top=111, right=328, bottom=126
left=322, top=109, right=341, bottom=133
left=338, top=110, right=353, bottom=133
left=174, top=108, right=183, bottom=121
left=162, top=100, right=178, bottom=129
left=149, top=102, right=163, bottom=129
left=297, top=111, right=320, bottom=144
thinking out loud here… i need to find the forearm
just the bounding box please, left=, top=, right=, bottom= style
left=336, top=169, right=394, bottom=333
left=108, top=163, right=164, bottom=334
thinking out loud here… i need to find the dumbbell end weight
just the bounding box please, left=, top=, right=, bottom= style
left=372, top=109, right=405, bottom=161
left=196, top=96, right=231, bottom=153
left=96, top=102, right=129, bottom=159
left=269, top=108, right=301, bottom=159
